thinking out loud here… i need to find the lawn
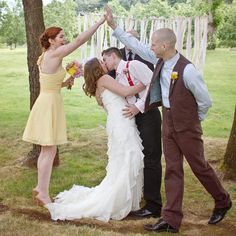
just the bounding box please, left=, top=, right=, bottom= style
left=0, top=47, right=235, bottom=236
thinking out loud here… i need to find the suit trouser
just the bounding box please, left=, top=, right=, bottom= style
left=135, top=108, right=162, bottom=211
left=162, top=108, right=231, bottom=229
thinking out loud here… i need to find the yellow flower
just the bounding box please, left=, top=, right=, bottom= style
left=66, top=60, right=82, bottom=78
left=171, top=71, right=178, bottom=80
left=67, top=66, right=77, bottom=76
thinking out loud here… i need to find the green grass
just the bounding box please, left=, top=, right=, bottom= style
left=203, top=48, right=236, bottom=137
left=0, top=48, right=235, bottom=140
left=0, top=48, right=236, bottom=235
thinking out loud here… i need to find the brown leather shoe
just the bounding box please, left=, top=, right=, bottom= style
left=208, top=201, right=232, bottom=224
left=144, top=218, right=179, bottom=233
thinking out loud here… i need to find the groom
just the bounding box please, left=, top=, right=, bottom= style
left=101, top=47, right=163, bottom=218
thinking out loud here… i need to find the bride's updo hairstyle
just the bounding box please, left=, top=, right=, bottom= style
left=83, top=58, right=106, bottom=97
left=39, top=27, right=62, bottom=50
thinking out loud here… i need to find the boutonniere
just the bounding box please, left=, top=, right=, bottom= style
left=123, top=68, right=129, bottom=75
left=171, top=71, right=178, bottom=84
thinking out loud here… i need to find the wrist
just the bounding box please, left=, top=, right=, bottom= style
left=109, top=22, right=117, bottom=30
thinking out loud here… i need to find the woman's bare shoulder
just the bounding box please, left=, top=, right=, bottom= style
left=97, top=74, right=113, bottom=83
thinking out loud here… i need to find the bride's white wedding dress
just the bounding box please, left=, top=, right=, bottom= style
left=46, top=89, right=144, bottom=222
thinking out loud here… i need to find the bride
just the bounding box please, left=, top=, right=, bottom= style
left=46, top=58, right=145, bottom=222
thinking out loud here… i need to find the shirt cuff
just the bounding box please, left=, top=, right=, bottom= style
left=135, top=99, right=145, bottom=113
left=198, top=111, right=205, bottom=121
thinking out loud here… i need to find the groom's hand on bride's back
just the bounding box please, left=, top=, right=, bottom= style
left=122, top=104, right=139, bottom=119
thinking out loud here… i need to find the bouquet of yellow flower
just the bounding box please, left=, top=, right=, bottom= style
left=66, top=60, right=83, bottom=89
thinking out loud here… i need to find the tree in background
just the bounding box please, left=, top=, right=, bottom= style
left=44, top=0, right=78, bottom=42
left=75, top=0, right=108, bottom=13
left=0, top=0, right=25, bottom=49
left=167, top=0, right=187, bottom=6
left=22, top=0, right=59, bottom=167
left=22, top=0, right=44, bottom=167
left=130, top=0, right=172, bottom=18
left=0, top=0, right=8, bottom=43
left=108, top=0, right=128, bottom=16
left=119, top=0, right=150, bottom=10
left=222, top=106, right=236, bottom=180
left=207, top=0, right=223, bottom=49
left=0, top=1, right=7, bottom=25
left=218, top=1, right=236, bottom=48
left=173, top=0, right=209, bottom=17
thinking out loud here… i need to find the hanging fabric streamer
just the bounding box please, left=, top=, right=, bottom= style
left=186, top=17, right=192, bottom=60
left=81, top=14, right=88, bottom=59
left=77, top=14, right=208, bottom=72
left=77, top=15, right=81, bottom=35
left=199, top=17, right=208, bottom=74
left=149, top=19, right=154, bottom=45
left=176, top=17, right=187, bottom=53
left=118, top=18, right=125, bottom=48
left=193, top=16, right=201, bottom=69
left=103, top=23, right=108, bottom=50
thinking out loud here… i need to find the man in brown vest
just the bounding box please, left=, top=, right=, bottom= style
left=105, top=6, right=232, bottom=233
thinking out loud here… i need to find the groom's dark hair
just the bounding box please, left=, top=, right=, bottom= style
left=102, top=47, right=122, bottom=59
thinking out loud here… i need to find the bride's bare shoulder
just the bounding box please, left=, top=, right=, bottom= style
left=97, top=74, right=112, bottom=85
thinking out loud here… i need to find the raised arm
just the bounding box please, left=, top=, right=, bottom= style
left=98, top=75, right=145, bottom=97
left=105, top=6, right=157, bottom=64
left=55, top=17, right=105, bottom=58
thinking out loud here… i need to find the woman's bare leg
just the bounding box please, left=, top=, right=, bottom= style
left=34, top=145, right=57, bottom=204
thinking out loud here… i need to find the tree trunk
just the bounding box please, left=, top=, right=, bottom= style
left=22, top=0, right=59, bottom=167
left=222, top=105, right=236, bottom=180
left=207, top=0, right=217, bottom=50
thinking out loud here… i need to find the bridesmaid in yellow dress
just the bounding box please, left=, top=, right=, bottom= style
left=23, top=17, right=105, bottom=206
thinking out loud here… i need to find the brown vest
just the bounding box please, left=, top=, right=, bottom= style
left=145, top=54, right=202, bottom=133
left=169, top=54, right=202, bottom=133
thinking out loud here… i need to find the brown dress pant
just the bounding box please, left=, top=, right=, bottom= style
left=162, top=108, right=230, bottom=229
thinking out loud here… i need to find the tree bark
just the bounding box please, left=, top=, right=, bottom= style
left=207, top=0, right=216, bottom=50
left=22, top=0, right=59, bottom=167
left=223, top=105, right=236, bottom=180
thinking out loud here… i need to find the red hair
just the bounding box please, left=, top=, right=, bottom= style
left=39, top=26, right=62, bottom=50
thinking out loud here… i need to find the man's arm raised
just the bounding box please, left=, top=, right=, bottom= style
left=105, top=6, right=157, bottom=64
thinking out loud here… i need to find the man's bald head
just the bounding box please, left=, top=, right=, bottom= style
left=151, top=28, right=177, bottom=60
left=152, top=28, right=176, bottom=48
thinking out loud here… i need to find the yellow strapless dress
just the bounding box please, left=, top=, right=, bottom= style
left=23, top=62, right=67, bottom=146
